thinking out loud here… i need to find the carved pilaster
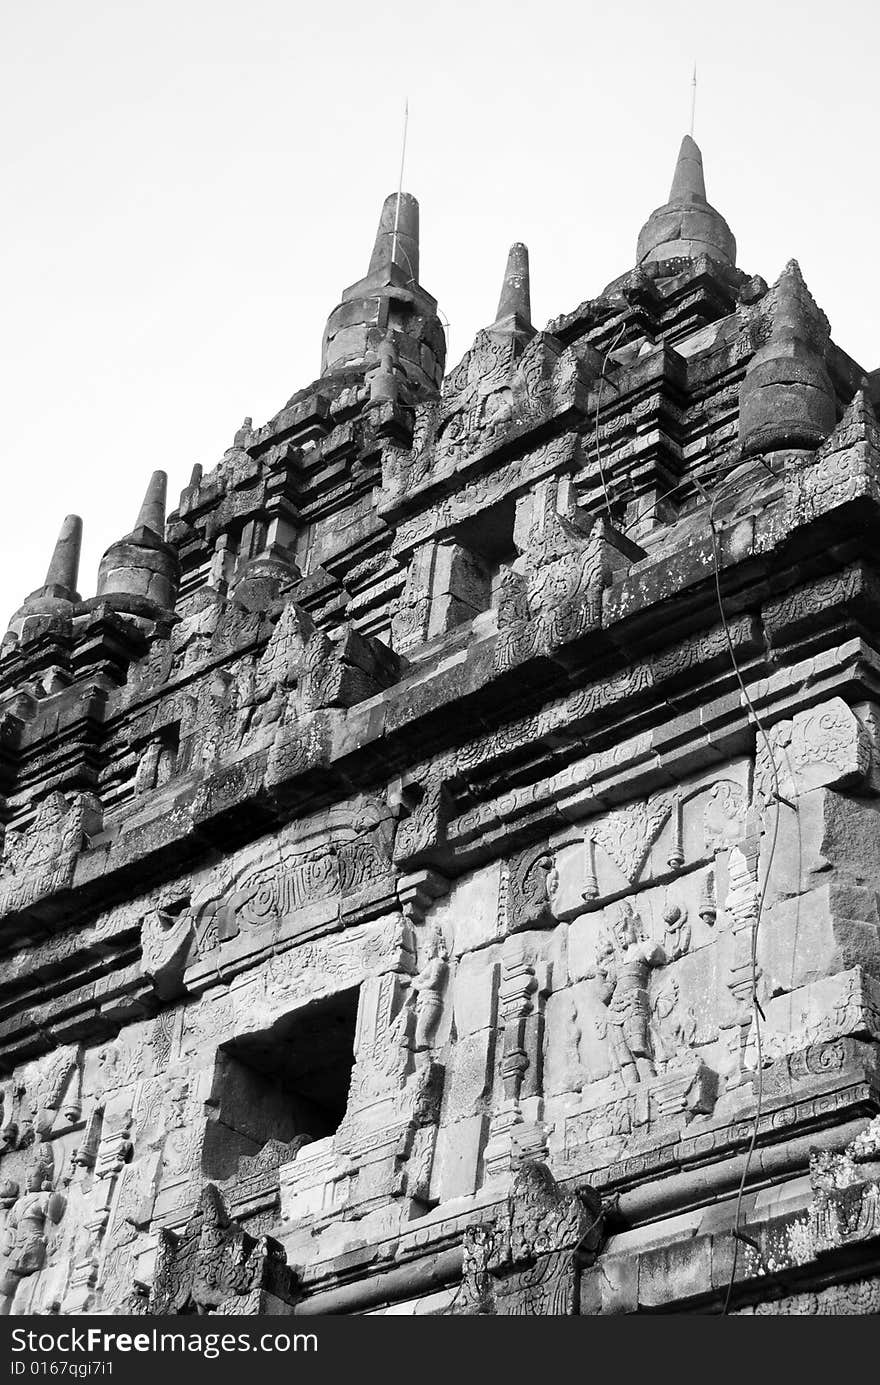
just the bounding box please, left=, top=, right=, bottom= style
left=484, top=937, right=551, bottom=1182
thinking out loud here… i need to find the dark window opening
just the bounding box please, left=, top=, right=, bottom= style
left=438, top=497, right=519, bottom=630
left=201, top=986, right=359, bottom=1180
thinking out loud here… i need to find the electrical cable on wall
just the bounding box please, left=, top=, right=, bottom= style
left=587, top=423, right=791, bottom=1312
left=390, top=98, right=409, bottom=270
left=692, top=472, right=789, bottom=1315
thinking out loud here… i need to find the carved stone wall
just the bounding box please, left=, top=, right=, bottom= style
left=3, top=143, right=880, bottom=1315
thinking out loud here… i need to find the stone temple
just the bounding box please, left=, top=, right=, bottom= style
left=2, top=134, right=880, bottom=1318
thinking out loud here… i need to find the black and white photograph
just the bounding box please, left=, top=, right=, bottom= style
left=1, top=0, right=879, bottom=1347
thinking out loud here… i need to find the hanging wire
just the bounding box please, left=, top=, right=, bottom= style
left=390, top=98, right=409, bottom=270
left=690, top=471, right=788, bottom=1315
left=610, top=448, right=780, bottom=546
left=392, top=243, right=418, bottom=291
left=583, top=424, right=789, bottom=1312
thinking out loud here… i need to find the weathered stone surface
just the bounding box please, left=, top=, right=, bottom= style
left=2, top=133, right=880, bottom=1320
left=449, top=1161, right=603, bottom=1314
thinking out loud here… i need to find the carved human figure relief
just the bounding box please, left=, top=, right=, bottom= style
left=661, top=903, right=691, bottom=963
left=586, top=903, right=666, bottom=1086
left=703, top=780, right=747, bottom=852
left=0, top=1143, right=66, bottom=1314
left=409, top=929, right=449, bottom=1055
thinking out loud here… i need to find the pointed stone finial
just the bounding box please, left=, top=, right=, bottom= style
left=771, top=260, right=830, bottom=339
left=495, top=243, right=531, bottom=324
left=44, top=514, right=82, bottom=593
left=368, top=192, right=420, bottom=283
left=815, top=387, right=880, bottom=459
left=4, top=514, right=83, bottom=645
left=844, top=388, right=879, bottom=432
left=636, top=134, right=736, bottom=271
left=321, top=189, right=445, bottom=396
left=134, top=471, right=167, bottom=538
left=739, top=260, right=836, bottom=456
left=668, top=134, right=706, bottom=203
left=233, top=417, right=253, bottom=448
left=94, top=472, right=178, bottom=615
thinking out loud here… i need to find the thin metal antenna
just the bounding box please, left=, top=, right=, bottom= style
left=391, top=98, right=409, bottom=269
left=689, top=63, right=697, bottom=138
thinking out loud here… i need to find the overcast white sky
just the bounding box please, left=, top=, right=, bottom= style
left=2, top=0, right=878, bottom=619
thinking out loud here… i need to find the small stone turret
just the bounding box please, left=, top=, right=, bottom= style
left=739, top=260, right=836, bottom=456
left=490, top=242, right=534, bottom=346
left=636, top=134, right=736, bottom=271
left=93, top=471, right=179, bottom=616
left=321, top=191, right=446, bottom=397
left=4, top=514, right=82, bottom=646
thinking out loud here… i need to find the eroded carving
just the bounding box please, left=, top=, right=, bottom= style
left=452, top=1161, right=603, bottom=1315
left=146, top=1184, right=298, bottom=1314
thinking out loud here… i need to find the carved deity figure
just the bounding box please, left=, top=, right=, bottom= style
left=0, top=1145, right=66, bottom=1314
left=410, top=930, right=449, bottom=1052
left=589, top=903, right=666, bottom=1085
left=661, top=904, right=691, bottom=963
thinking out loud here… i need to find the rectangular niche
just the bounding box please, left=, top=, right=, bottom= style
left=435, top=496, right=519, bottom=633
left=201, top=986, right=359, bottom=1180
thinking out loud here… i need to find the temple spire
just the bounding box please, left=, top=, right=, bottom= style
left=368, top=191, right=420, bottom=284
left=44, top=514, right=82, bottom=594
left=739, top=259, right=836, bottom=456
left=495, top=242, right=531, bottom=324
left=668, top=134, right=706, bottom=204
left=321, top=189, right=445, bottom=396
left=636, top=133, right=736, bottom=272
left=135, top=471, right=167, bottom=538
left=3, top=514, right=83, bottom=646
left=94, top=470, right=178, bottom=615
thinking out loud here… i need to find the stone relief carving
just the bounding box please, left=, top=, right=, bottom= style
left=142, top=1183, right=298, bottom=1315
left=753, top=697, right=873, bottom=813
left=141, top=903, right=194, bottom=999
left=392, top=773, right=451, bottom=869
left=734, top=1115, right=880, bottom=1299
left=385, top=331, right=583, bottom=508
left=719, top=841, right=764, bottom=1096
left=188, top=800, right=396, bottom=968
left=494, top=484, right=616, bottom=668
left=0, top=792, right=102, bottom=918
left=432, top=330, right=518, bottom=463
left=274, top=917, right=451, bottom=1228
left=409, top=929, right=449, bottom=1055
left=590, top=796, right=674, bottom=887
left=452, top=1161, right=603, bottom=1315
left=560, top=875, right=723, bottom=1146
left=0, top=1143, right=66, bottom=1314
left=501, top=842, right=558, bottom=933
left=484, top=937, right=551, bottom=1182
left=661, top=903, right=691, bottom=962
left=586, top=902, right=666, bottom=1086
left=703, top=781, right=747, bottom=852
left=5, top=150, right=880, bottom=1326
left=174, top=599, right=401, bottom=780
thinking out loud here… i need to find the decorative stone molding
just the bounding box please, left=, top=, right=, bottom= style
left=451, top=1161, right=603, bottom=1315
